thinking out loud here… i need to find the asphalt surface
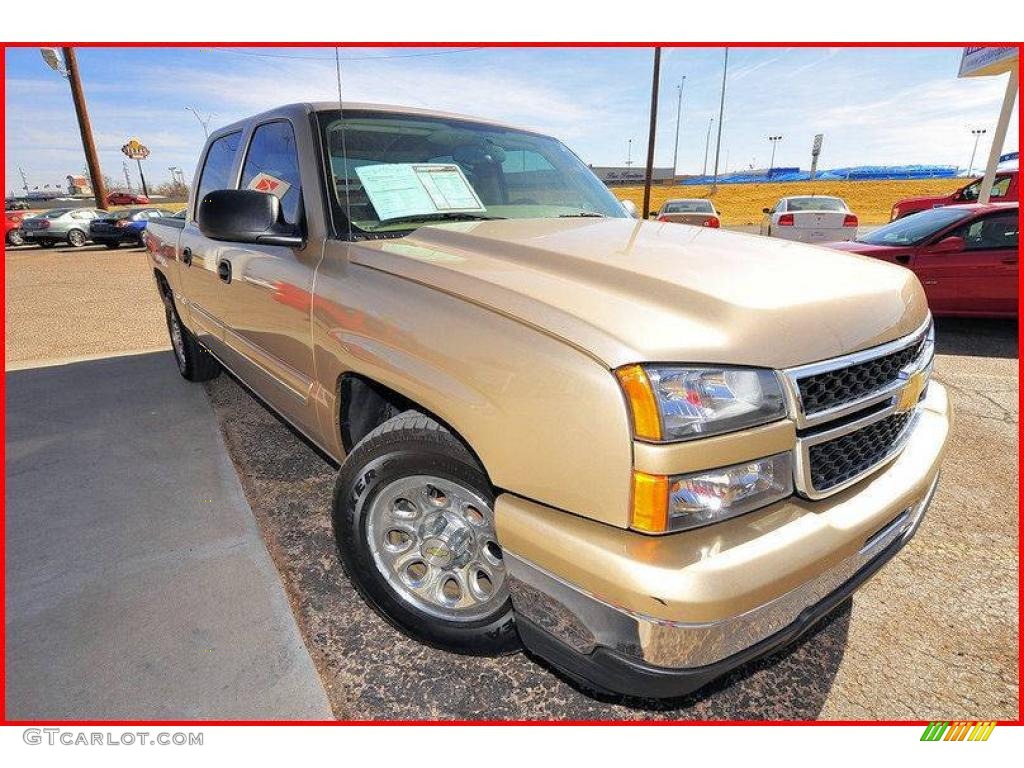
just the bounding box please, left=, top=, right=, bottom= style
left=4, top=351, right=332, bottom=720
left=4, top=241, right=1018, bottom=720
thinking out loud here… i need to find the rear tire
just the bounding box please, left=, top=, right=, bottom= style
left=333, top=411, right=519, bottom=656
left=161, top=288, right=221, bottom=382
left=37, top=238, right=55, bottom=248
left=6, top=230, right=23, bottom=247
left=104, top=242, right=120, bottom=249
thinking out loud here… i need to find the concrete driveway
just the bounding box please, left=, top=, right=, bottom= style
left=4, top=351, right=332, bottom=720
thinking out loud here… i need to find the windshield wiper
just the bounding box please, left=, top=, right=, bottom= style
left=384, top=212, right=506, bottom=225
left=558, top=211, right=606, bottom=218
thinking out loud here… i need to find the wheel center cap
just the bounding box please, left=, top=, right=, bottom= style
left=421, top=537, right=454, bottom=567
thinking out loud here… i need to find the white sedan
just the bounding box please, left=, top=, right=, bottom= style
left=760, top=195, right=858, bottom=243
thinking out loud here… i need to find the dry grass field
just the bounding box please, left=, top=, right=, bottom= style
left=616, top=178, right=967, bottom=226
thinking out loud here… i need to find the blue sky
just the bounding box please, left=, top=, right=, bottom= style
left=4, top=46, right=1018, bottom=195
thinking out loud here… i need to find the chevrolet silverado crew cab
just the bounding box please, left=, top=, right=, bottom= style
left=146, top=103, right=950, bottom=698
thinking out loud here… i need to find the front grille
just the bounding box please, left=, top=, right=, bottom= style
left=808, top=411, right=912, bottom=492
left=796, top=336, right=926, bottom=416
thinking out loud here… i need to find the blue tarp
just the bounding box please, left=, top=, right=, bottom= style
left=680, top=165, right=960, bottom=185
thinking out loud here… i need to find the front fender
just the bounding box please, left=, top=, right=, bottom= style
left=311, top=258, right=634, bottom=528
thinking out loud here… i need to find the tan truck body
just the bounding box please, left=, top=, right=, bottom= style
left=147, top=102, right=950, bottom=698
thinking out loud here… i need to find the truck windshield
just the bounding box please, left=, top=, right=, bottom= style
left=318, top=110, right=627, bottom=233
left=857, top=207, right=973, bottom=246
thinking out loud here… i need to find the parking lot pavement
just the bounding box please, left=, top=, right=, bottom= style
left=4, top=352, right=333, bottom=720
left=4, top=243, right=169, bottom=369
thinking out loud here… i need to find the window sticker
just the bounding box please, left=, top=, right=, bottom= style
left=247, top=172, right=292, bottom=200
left=354, top=163, right=486, bottom=221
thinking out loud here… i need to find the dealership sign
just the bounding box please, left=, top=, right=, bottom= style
left=121, top=137, right=150, bottom=160
left=958, top=47, right=1018, bottom=78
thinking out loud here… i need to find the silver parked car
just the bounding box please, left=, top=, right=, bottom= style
left=19, top=207, right=103, bottom=248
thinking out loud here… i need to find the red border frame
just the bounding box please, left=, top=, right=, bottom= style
left=0, top=41, right=1021, bottom=728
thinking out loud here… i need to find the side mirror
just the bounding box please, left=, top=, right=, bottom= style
left=197, top=189, right=303, bottom=246
left=619, top=199, right=639, bottom=218
left=762, top=207, right=771, bottom=214
left=928, top=235, right=965, bottom=254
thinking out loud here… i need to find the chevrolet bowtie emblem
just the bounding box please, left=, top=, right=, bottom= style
left=896, top=370, right=927, bottom=413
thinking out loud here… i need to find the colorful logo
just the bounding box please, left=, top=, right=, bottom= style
left=920, top=721, right=996, bottom=741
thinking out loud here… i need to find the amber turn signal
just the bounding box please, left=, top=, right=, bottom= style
left=615, top=365, right=662, bottom=441
left=631, top=471, right=669, bottom=533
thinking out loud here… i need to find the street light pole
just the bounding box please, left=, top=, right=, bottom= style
left=625, top=138, right=633, bottom=167
left=702, top=117, right=714, bottom=177
left=671, top=75, right=686, bottom=179
left=185, top=106, right=212, bottom=138
left=60, top=48, right=107, bottom=210
left=711, top=47, right=729, bottom=193
left=767, top=135, right=783, bottom=178
left=968, top=128, right=987, bottom=176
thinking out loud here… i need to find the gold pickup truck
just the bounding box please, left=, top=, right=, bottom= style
left=145, top=102, right=950, bottom=698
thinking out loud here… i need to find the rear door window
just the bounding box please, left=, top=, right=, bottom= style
left=240, top=121, right=303, bottom=226
left=195, top=131, right=242, bottom=214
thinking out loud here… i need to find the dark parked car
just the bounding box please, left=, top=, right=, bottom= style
left=89, top=207, right=167, bottom=248
left=6, top=200, right=31, bottom=211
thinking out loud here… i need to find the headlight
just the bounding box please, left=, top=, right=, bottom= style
left=616, top=365, right=787, bottom=442
left=632, top=453, right=793, bottom=533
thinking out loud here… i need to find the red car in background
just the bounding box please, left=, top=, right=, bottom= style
left=106, top=191, right=150, bottom=205
left=890, top=170, right=1018, bottom=220
left=5, top=211, right=26, bottom=246
left=828, top=203, right=1018, bottom=317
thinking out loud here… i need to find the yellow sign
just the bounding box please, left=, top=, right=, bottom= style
left=121, top=137, right=150, bottom=160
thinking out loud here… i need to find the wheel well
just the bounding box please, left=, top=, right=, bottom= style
left=338, top=374, right=415, bottom=452
left=337, top=374, right=489, bottom=480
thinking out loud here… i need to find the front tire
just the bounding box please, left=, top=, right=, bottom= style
left=104, top=241, right=120, bottom=249
left=161, top=288, right=220, bottom=382
left=6, top=230, right=23, bottom=247
left=67, top=228, right=86, bottom=247
left=333, top=411, right=519, bottom=656
left=37, top=238, right=55, bottom=248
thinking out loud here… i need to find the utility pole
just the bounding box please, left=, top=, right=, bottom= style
left=19, top=167, right=29, bottom=195
left=625, top=138, right=633, bottom=168
left=671, top=75, right=686, bottom=179
left=123, top=160, right=133, bottom=193
left=968, top=128, right=987, bottom=176
left=642, top=47, right=662, bottom=219
left=60, top=48, right=107, bottom=209
left=767, top=135, right=783, bottom=178
left=711, top=47, right=729, bottom=193
left=702, top=117, right=714, bottom=177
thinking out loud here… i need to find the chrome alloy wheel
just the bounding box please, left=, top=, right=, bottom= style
left=163, top=294, right=187, bottom=374
left=366, top=475, right=507, bottom=622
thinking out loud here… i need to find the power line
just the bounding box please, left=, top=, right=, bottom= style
left=209, top=47, right=483, bottom=62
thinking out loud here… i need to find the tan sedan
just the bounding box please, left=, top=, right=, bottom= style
left=652, top=198, right=721, bottom=227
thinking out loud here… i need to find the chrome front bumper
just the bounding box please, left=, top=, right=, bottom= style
left=508, top=473, right=937, bottom=672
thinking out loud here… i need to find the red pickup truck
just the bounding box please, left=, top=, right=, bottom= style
left=891, top=170, right=1018, bottom=220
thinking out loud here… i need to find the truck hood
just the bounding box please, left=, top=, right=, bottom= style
left=352, top=218, right=929, bottom=369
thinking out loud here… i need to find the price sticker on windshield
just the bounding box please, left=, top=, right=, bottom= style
left=355, top=163, right=486, bottom=221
